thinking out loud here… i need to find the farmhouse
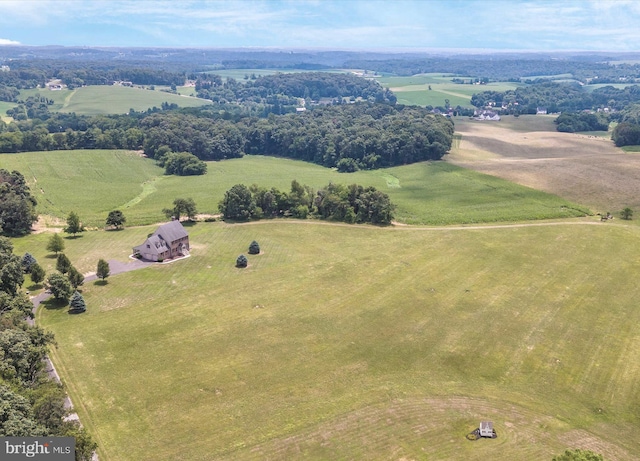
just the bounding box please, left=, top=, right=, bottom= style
left=474, top=110, right=501, bottom=121
left=133, top=220, right=189, bottom=262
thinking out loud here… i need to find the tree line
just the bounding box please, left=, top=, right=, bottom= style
left=0, top=102, right=454, bottom=171
left=0, top=237, right=96, bottom=458
left=471, top=82, right=640, bottom=114
left=219, top=180, right=395, bottom=225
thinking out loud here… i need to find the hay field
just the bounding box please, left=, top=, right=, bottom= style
left=0, top=150, right=587, bottom=228
left=449, top=115, right=640, bottom=213
left=34, top=220, right=640, bottom=461
left=19, top=86, right=211, bottom=115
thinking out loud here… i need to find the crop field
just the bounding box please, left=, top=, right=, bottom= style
left=19, top=86, right=211, bottom=115
left=449, top=115, right=640, bottom=213
left=30, top=219, right=640, bottom=461
left=0, top=150, right=588, bottom=228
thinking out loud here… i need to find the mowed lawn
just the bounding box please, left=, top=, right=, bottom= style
left=0, top=151, right=589, bottom=228
left=20, top=86, right=211, bottom=115
left=34, top=221, right=640, bottom=460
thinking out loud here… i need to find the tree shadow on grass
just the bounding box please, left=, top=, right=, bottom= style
left=45, top=254, right=58, bottom=259
left=181, top=220, right=198, bottom=228
left=27, top=283, right=44, bottom=292
left=63, top=235, right=83, bottom=240
left=41, top=297, right=68, bottom=311
left=93, top=280, right=108, bottom=286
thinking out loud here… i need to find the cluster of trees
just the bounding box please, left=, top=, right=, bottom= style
left=612, top=122, right=640, bottom=147
left=0, top=237, right=96, bottom=458
left=241, top=104, right=453, bottom=170
left=0, top=169, right=38, bottom=236
left=156, top=150, right=207, bottom=176
left=554, top=112, right=609, bottom=133
left=219, top=180, right=395, bottom=225
left=471, top=82, right=640, bottom=115
left=195, top=71, right=396, bottom=107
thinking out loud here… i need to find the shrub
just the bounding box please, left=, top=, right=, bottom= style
left=248, top=241, right=260, bottom=255
left=236, top=254, right=248, bottom=268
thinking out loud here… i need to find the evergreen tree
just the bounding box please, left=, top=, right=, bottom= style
left=29, top=263, right=45, bottom=285
left=56, top=253, right=72, bottom=275
left=21, top=252, right=37, bottom=273
left=248, top=241, right=260, bottom=255
left=96, top=259, right=110, bottom=281
left=46, top=233, right=65, bottom=254
left=67, top=266, right=84, bottom=289
left=68, top=291, right=86, bottom=313
left=236, top=254, right=248, bottom=268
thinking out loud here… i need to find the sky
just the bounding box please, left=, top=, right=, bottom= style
left=0, top=0, right=639, bottom=52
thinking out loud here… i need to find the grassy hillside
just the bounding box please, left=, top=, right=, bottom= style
left=31, top=220, right=640, bottom=461
left=19, top=86, right=211, bottom=115
left=376, top=74, right=522, bottom=108
left=0, top=151, right=589, bottom=228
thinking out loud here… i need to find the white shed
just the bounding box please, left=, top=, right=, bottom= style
left=479, top=421, right=494, bottom=437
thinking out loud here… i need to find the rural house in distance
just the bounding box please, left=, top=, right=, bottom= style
left=133, top=220, right=190, bottom=261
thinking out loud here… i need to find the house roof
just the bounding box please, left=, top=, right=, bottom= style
left=154, top=220, right=188, bottom=243
left=133, top=221, right=188, bottom=256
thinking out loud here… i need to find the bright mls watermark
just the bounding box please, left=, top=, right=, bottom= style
left=1, top=437, right=74, bottom=460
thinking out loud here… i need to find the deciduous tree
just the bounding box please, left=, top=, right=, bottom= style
left=46, top=233, right=65, bottom=254
left=64, top=211, right=85, bottom=237
left=46, top=273, right=73, bottom=302
left=105, top=210, right=126, bottom=229
left=219, top=184, right=256, bottom=221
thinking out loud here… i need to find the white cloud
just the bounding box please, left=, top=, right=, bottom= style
left=0, top=38, right=20, bottom=45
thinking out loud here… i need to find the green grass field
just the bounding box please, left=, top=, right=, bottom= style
left=0, top=151, right=589, bottom=228
left=621, top=145, right=640, bottom=152
left=29, top=220, right=640, bottom=461
left=19, top=86, right=211, bottom=115
left=0, top=100, right=17, bottom=121
left=376, top=74, right=521, bottom=108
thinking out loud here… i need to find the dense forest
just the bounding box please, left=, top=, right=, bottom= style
left=195, top=72, right=396, bottom=107
left=0, top=103, right=453, bottom=170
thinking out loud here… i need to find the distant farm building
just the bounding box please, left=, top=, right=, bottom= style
left=474, top=110, right=501, bottom=121
left=536, top=107, right=548, bottom=115
left=133, top=220, right=189, bottom=262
